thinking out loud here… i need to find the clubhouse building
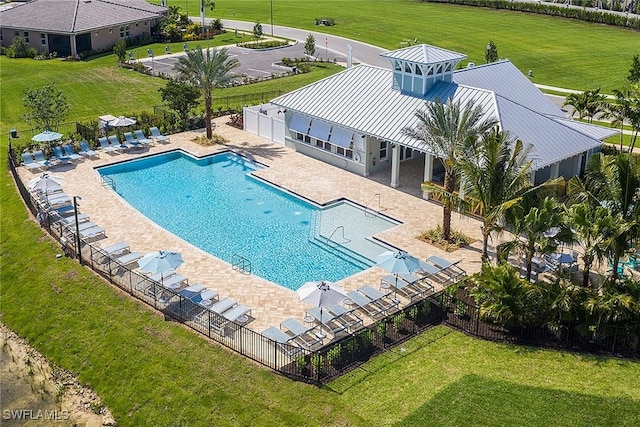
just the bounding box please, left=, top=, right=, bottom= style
left=244, top=44, right=617, bottom=195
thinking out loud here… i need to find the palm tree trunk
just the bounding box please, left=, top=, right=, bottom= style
left=482, top=225, right=490, bottom=263
left=205, top=92, right=213, bottom=139
left=442, top=171, right=455, bottom=241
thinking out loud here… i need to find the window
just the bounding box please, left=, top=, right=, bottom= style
left=125, top=26, right=130, bottom=37
left=336, top=146, right=353, bottom=158
left=135, top=23, right=139, bottom=28
left=40, top=33, right=46, bottom=45
left=304, top=135, right=311, bottom=144
left=394, top=61, right=401, bottom=71
left=23, top=32, right=29, bottom=43
left=379, top=141, right=388, bottom=160
left=119, top=26, right=125, bottom=38
left=404, top=63, right=411, bottom=73
left=109, top=28, right=113, bottom=34
left=415, top=65, right=422, bottom=75
left=14, top=31, right=19, bottom=37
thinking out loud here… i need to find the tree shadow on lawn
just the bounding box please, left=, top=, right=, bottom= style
left=395, top=374, right=639, bottom=427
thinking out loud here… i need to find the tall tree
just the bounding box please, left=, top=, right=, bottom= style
left=583, top=87, right=606, bottom=123
left=22, top=82, right=71, bottom=131
left=458, top=129, right=555, bottom=262
left=568, top=153, right=640, bottom=281
left=500, top=196, right=568, bottom=280
left=159, top=80, right=201, bottom=128
left=563, top=92, right=588, bottom=120
left=175, top=47, right=239, bottom=138
left=485, top=40, right=498, bottom=64
left=608, top=83, right=640, bottom=152
left=402, top=99, right=497, bottom=241
left=305, top=34, right=316, bottom=58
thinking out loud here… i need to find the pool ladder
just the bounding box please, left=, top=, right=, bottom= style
left=100, top=175, right=116, bottom=191
left=327, top=226, right=351, bottom=244
left=364, top=193, right=386, bottom=217
left=231, top=254, right=252, bottom=275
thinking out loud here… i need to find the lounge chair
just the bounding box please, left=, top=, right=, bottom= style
left=189, top=288, right=219, bottom=306
left=78, top=141, right=99, bottom=158
left=62, top=144, right=83, bottom=162
left=149, top=126, right=170, bottom=143
left=98, top=137, right=120, bottom=154
left=102, top=241, right=129, bottom=257
left=134, top=130, right=153, bottom=146
left=113, top=251, right=144, bottom=266
left=22, top=152, right=47, bottom=171
left=346, top=290, right=386, bottom=319
left=305, top=306, right=349, bottom=336
left=56, top=213, right=90, bottom=226
left=108, top=135, right=128, bottom=151
left=417, top=261, right=454, bottom=285
left=280, top=317, right=325, bottom=348
left=193, top=297, right=238, bottom=334
left=52, top=146, right=72, bottom=163
left=222, top=304, right=251, bottom=322
left=261, top=326, right=303, bottom=356
left=209, top=297, right=237, bottom=315
left=160, top=274, right=188, bottom=290
left=39, top=192, right=71, bottom=208
left=382, top=273, right=434, bottom=301
left=357, top=285, right=400, bottom=314
left=76, top=225, right=106, bottom=239
left=325, top=304, right=364, bottom=332
left=33, top=150, right=52, bottom=166
left=425, top=255, right=467, bottom=281
left=124, top=132, right=144, bottom=149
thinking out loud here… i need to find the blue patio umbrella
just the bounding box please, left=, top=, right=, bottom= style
left=31, top=130, right=63, bottom=142
left=376, top=250, right=421, bottom=275
left=137, top=250, right=184, bottom=274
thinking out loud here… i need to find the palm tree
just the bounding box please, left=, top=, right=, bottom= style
left=568, top=152, right=640, bottom=280
left=175, top=47, right=239, bottom=139
left=457, top=129, right=535, bottom=262
left=567, top=203, right=628, bottom=287
left=608, top=83, right=640, bottom=152
left=500, top=196, right=568, bottom=281
left=563, top=92, right=588, bottom=120
left=583, top=87, right=606, bottom=123
left=402, top=99, right=497, bottom=241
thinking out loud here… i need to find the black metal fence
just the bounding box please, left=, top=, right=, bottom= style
left=440, top=292, right=639, bottom=358
left=211, top=90, right=285, bottom=111
left=7, top=146, right=637, bottom=388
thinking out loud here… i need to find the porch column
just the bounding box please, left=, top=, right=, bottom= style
left=550, top=162, right=560, bottom=179
left=574, top=153, right=584, bottom=176
left=71, top=35, right=77, bottom=57
left=390, top=144, right=401, bottom=188
left=422, top=153, right=434, bottom=200
left=423, top=153, right=433, bottom=182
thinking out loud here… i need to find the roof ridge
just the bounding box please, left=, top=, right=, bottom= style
left=71, top=0, right=80, bottom=33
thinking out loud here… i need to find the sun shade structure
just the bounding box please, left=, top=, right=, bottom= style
left=376, top=250, right=422, bottom=275
left=109, top=116, right=137, bottom=127
left=137, top=250, right=184, bottom=274
left=297, top=280, right=348, bottom=309
left=31, top=130, right=63, bottom=142
left=27, top=173, right=63, bottom=193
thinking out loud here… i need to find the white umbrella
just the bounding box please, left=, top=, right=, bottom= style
left=109, top=116, right=137, bottom=127
left=31, top=130, right=63, bottom=142
left=27, top=173, right=63, bottom=194
left=137, top=250, right=184, bottom=274
left=297, top=280, right=348, bottom=320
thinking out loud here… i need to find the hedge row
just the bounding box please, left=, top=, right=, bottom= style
left=419, top=0, right=640, bottom=30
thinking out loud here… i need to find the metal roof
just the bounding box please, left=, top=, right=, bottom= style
left=454, top=61, right=566, bottom=118
left=496, top=96, right=603, bottom=169
left=271, top=65, right=498, bottom=152
left=555, top=118, right=620, bottom=140
left=271, top=60, right=611, bottom=171
left=0, top=0, right=166, bottom=33
left=380, top=44, right=467, bottom=64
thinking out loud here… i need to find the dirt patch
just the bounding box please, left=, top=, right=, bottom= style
left=0, top=324, right=115, bottom=426
left=417, top=226, right=475, bottom=253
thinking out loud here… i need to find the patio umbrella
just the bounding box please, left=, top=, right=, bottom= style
left=297, top=280, right=348, bottom=319
left=543, top=227, right=561, bottom=238
left=376, top=250, right=421, bottom=275
left=137, top=250, right=184, bottom=274
left=31, top=130, right=63, bottom=143
left=27, top=173, right=62, bottom=193
left=109, top=116, right=137, bottom=128
left=376, top=250, right=422, bottom=294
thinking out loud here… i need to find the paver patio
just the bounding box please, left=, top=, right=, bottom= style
left=17, top=117, right=489, bottom=334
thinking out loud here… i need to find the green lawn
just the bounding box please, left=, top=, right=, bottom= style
left=162, top=0, right=638, bottom=91
left=2, top=2, right=640, bottom=425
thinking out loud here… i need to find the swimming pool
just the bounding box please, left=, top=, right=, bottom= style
left=98, top=151, right=398, bottom=290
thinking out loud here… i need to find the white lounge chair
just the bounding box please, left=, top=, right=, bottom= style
left=280, top=317, right=325, bottom=349
left=346, top=290, right=386, bottom=319
left=63, top=144, right=83, bottom=162
left=134, top=130, right=153, bottom=146
left=78, top=141, right=99, bottom=158
left=357, top=285, right=400, bottom=314
left=98, top=137, right=119, bottom=154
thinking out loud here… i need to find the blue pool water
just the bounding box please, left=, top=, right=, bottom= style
left=98, top=151, right=396, bottom=290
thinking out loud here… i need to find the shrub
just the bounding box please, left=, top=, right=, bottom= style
left=7, top=38, right=36, bottom=58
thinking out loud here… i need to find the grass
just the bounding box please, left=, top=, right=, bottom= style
left=159, top=0, right=638, bottom=91
left=2, top=2, right=640, bottom=425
